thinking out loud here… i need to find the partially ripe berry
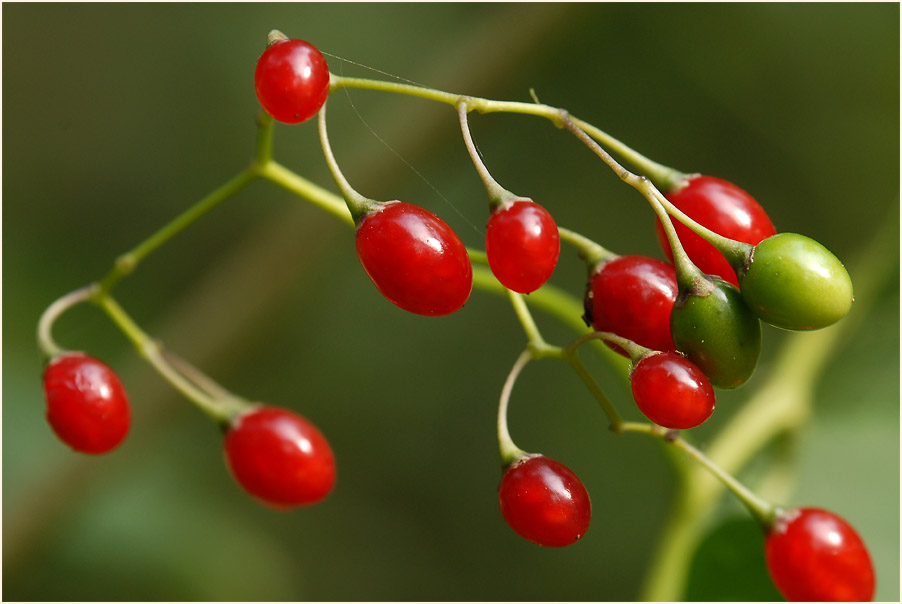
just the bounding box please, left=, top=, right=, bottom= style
left=43, top=353, right=131, bottom=454
left=224, top=406, right=336, bottom=509
left=658, top=175, right=776, bottom=287
left=255, top=36, right=330, bottom=124
left=739, top=233, right=853, bottom=331
left=498, top=455, right=591, bottom=547
left=630, top=352, right=715, bottom=429
left=486, top=200, right=560, bottom=294
left=355, top=201, right=473, bottom=316
left=586, top=255, right=678, bottom=356
left=670, top=276, right=761, bottom=389
left=765, top=507, right=876, bottom=602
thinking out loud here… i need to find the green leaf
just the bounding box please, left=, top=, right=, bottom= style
left=684, top=516, right=784, bottom=602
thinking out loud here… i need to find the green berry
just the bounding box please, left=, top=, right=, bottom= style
left=739, top=233, right=853, bottom=331
left=671, top=276, right=762, bottom=389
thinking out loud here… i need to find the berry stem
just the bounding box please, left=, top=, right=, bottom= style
left=317, top=100, right=382, bottom=224
left=559, top=113, right=707, bottom=292
left=557, top=226, right=617, bottom=269
left=457, top=100, right=518, bottom=209
left=563, top=347, right=626, bottom=431
left=329, top=74, right=686, bottom=190
left=36, top=284, right=99, bottom=360
left=651, top=190, right=754, bottom=273
left=570, top=330, right=651, bottom=365
left=92, top=292, right=249, bottom=424
left=497, top=349, right=533, bottom=467
left=505, top=289, right=563, bottom=359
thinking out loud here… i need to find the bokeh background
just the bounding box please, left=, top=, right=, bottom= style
left=3, top=3, right=898, bottom=601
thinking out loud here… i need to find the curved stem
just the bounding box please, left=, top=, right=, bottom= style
left=497, top=349, right=533, bottom=467
left=559, top=114, right=706, bottom=291
left=564, top=348, right=625, bottom=430
left=457, top=100, right=517, bottom=208
left=557, top=226, right=617, bottom=269
left=317, top=101, right=380, bottom=223
left=36, top=284, right=99, bottom=360
left=568, top=330, right=650, bottom=365
left=93, top=293, right=248, bottom=424
left=329, top=75, right=686, bottom=189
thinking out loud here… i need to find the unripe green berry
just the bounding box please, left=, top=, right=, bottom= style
left=671, top=277, right=762, bottom=389
left=739, top=233, right=853, bottom=331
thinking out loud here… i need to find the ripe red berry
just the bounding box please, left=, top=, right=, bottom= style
left=765, top=507, right=876, bottom=602
left=585, top=255, right=678, bottom=356
left=254, top=37, right=330, bottom=124
left=42, top=353, right=131, bottom=454
left=224, top=406, right=336, bottom=509
left=630, top=352, right=715, bottom=429
left=355, top=201, right=473, bottom=316
left=657, top=175, right=776, bottom=287
left=498, top=455, right=591, bottom=547
left=485, top=200, right=560, bottom=294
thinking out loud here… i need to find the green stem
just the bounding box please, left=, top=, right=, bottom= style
left=563, top=348, right=625, bottom=430
left=457, top=100, right=518, bottom=208
left=569, top=330, right=650, bottom=364
left=497, top=349, right=533, bottom=466
left=557, top=226, right=617, bottom=269
left=36, top=284, right=100, bottom=360
left=98, top=169, right=258, bottom=295
left=92, top=292, right=248, bottom=424
left=317, top=101, right=380, bottom=223
left=329, top=75, right=686, bottom=189
left=559, top=114, right=707, bottom=291
left=256, top=160, right=354, bottom=227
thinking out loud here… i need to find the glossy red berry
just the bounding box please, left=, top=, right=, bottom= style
left=42, top=353, right=130, bottom=454
left=765, top=507, right=876, bottom=602
left=498, top=455, right=591, bottom=547
left=630, top=352, right=715, bottom=429
left=356, top=201, right=473, bottom=316
left=586, top=255, right=678, bottom=356
left=657, top=175, right=776, bottom=287
left=224, top=406, right=336, bottom=509
left=485, top=200, right=560, bottom=294
left=255, top=37, right=330, bottom=124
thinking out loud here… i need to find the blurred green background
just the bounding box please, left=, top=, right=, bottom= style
left=3, top=3, right=898, bottom=601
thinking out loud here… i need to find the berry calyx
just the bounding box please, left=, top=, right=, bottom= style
left=670, top=276, right=762, bottom=389
left=738, top=233, right=853, bottom=331
left=585, top=255, right=678, bottom=356
left=224, top=406, right=336, bottom=509
left=498, top=455, right=591, bottom=547
left=254, top=32, right=330, bottom=124
left=356, top=201, right=473, bottom=316
left=630, top=352, right=715, bottom=429
left=657, top=175, right=776, bottom=287
left=42, top=352, right=131, bottom=454
left=486, top=200, right=560, bottom=294
left=765, top=507, right=876, bottom=602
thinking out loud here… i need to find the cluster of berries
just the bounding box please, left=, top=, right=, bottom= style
left=38, top=31, right=875, bottom=602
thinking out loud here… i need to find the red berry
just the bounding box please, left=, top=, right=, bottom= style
left=498, top=455, right=591, bottom=547
left=485, top=200, right=560, bottom=294
left=224, top=406, right=336, bottom=509
left=630, top=352, right=715, bottom=429
left=355, top=201, right=473, bottom=316
left=656, top=175, right=776, bottom=287
left=42, top=353, right=131, bottom=454
left=254, top=37, right=330, bottom=124
left=765, top=507, right=876, bottom=602
left=586, top=255, right=678, bottom=356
